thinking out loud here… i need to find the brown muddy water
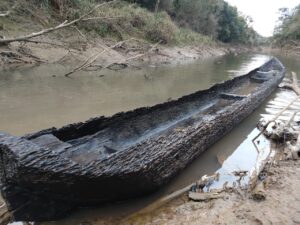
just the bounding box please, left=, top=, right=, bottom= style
left=2, top=53, right=299, bottom=225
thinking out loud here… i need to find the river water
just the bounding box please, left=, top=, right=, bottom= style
left=1, top=53, right=299, bottom=225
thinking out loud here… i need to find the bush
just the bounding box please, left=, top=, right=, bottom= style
left=78, top=2, right=185, bottom=44
left=124, top=0, right=173, bottom=12
left=144, top=12, right=177, bottom=44
left=274, top=5, right=300, bottom=44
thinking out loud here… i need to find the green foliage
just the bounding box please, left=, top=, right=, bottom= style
left=124, top=0, right=156, bottom=10
left=76, top=1, right=207, bottom=45
left=172, top=0, right=220, bottom=38
left=37, top=0, right=93, bottom=13
left=144, top=12, right=177, bottom=43
left=171, top=0, right=259, bottom=44
left=173, top=28, right=214, bottom=46
left=273, top=5, right=300, bottom=44
left=124, top=0, right=173, bottom=12
left=0, top=0, right=260, bottom=45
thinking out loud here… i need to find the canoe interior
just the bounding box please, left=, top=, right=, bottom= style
left=26, top=63, right=281, bottom=166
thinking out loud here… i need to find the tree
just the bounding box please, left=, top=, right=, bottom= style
left=274, top=5, right=300, bottom=44
left=172, top=0, right=220, bottom=38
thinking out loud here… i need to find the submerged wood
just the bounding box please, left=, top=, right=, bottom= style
left=0, top=58, right=285, bottom=221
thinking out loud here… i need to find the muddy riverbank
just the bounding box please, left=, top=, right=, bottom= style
left=0, top=34, right=249, bottom=73
left=121, top=155, right=300, bottom=225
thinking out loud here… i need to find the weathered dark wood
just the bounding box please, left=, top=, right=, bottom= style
left=0, top=58, right=285, bottom=222
left=220, top=93, right=247, bottom=100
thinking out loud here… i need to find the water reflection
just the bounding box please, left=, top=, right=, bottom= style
left=2, top=53, right=296, bottom=225
left=0, top=53, right=269, bottom=136
left=227, top=54, right=271, bottom=77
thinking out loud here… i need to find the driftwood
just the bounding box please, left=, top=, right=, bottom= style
left=248, top=151, right=272, bottom=192
left=272, top=73, right=300, bottom=150
left=252, top=71, right=300, bottom=145
left=64, top=40, right=161, bottom=77
left=252, top=95, right=300, bottom=146
left=281, top=72, right=300, bottom=95
left=63, top=38, right=133, bottom=77
left=103, top=40, right=161, bottom=70
left=250, top=72, right=300, bottom=191
left=0, top=1, right=117, bottom=44
left=104, top=41, right=161, bottom=69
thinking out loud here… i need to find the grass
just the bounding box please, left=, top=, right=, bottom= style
left=0, top=0, right=215, bottom=46
left=78, top=1, right=214, bottom=45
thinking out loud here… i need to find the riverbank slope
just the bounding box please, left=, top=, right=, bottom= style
left=0, top=0, right=252, bottom=71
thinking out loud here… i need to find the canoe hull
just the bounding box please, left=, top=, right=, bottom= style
left=0, top=58, right=285, bottom=221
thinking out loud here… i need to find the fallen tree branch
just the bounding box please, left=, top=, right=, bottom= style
left=291, top=72, right=300, bottom=95
left=104, top=41, right=161, bottom=70
left=251, top=72, right=300, bottom=190
left=0, top=0, right=117, bottom=44
left=252, top=95, right=300, bottom=145
left=71, top=26, right=86, bottom=39
left=63, top=38, right=133, bottom=77
left=67, top=40, right=161, bottom=75
left=280, top=72, right=300, bottom=95
left=253, top=72, right=300, bottom=145
left=248, top=150, right=272, bottom=192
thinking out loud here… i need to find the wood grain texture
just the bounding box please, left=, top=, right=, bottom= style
left=0, top=58, right=285, bottom=221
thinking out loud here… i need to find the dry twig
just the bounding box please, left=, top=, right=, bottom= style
left=253, top=72, right=300, bottom=145
left=63, top=38, right=133, bottom=77
left=104, top=40, right=161, bottom=70
left=252, top=95, right=300, bottom=145
left=0, top=0, right=117, bottom=44
left=250, top=72, right=300, bottom=190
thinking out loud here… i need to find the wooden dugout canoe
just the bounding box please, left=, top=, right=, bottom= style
left=0, top=58, right=285, bottom=221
